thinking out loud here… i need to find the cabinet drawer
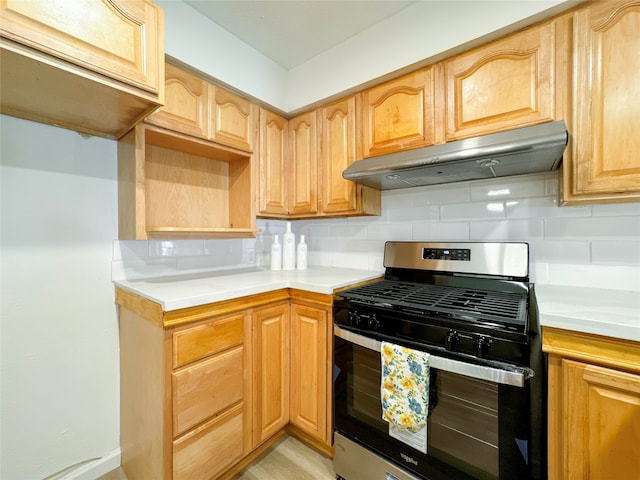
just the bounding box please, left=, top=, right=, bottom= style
left=173, top=402, right=245, bottom=480
left=173, top=313, right=244, bottom=368
left=173, top=345, right=244, bottom=436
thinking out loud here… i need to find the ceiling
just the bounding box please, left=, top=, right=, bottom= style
left=184, top=1, right=417, bottom=70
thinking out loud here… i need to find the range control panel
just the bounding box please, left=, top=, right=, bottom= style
left=422, top=248, right=471, bottom=261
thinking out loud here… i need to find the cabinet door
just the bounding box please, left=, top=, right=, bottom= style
left=209, top=86, right=257, bottom=152
left=146, top=63, right=209, bottom=138
left=319, top=96, right=359, bottom=215
left=549, top=356, right=640, bottom=480
left=258, top=109, right=289, bottom=216
left=0, top=0, right=162, bottom=94
left=290, top=303, right=330, bottom=444
left=358, top=67, right=438, bottom=158
left=288, top=111, right=319, bottom=216
left=252, top=302, right=290, bottom=446
left=563, top=1, right=640, bottom=204
left=445, top=23, right=555, bottom=140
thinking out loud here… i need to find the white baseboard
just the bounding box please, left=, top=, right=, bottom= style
left=57, top=448, right=121, bottom=480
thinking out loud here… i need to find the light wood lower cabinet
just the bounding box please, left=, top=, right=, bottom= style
left=543, top=327, right=640, bottom=480
left=289, top=300, right=331, bottom=447
left=116, top=287, right=337, bottom=479
left=252, top=302, right=290, bottom=447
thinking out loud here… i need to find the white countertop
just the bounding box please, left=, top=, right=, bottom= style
left=535, top=284, right=640, bottom=342
left=115, top=269, right=640, bottom=342
left=114, top=267, right=383, bottom=311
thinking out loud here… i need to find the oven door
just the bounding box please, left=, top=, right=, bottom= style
left=333, top=326, right=534, bottom=480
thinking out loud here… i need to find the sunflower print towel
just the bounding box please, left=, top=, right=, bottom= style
left=381, top=342, right=430, bottom=432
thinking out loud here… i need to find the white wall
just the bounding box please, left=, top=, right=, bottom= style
left=159, top=0, right=571, bottom=112
left=0, top=116, right=120, bottom=479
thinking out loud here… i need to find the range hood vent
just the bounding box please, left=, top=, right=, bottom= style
left=343, top=121, right=568, bottom=190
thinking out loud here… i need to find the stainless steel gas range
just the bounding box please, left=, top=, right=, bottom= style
left=333, top=242, right=545, bottom=480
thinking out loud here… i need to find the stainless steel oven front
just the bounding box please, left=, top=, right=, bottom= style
left=333, top=326, right=539, bottom=480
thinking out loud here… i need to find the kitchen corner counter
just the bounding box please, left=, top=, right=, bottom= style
left=114, top=267, right=383, bottom=311
left=535, top=284, right=640, bottom=342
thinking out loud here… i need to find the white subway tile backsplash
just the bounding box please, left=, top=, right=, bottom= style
left=469, top=175, right=546, bottom=201
left=113, top=240, right=149, bottom=260
left=412, top=221, right=469, bottom=240
left=545, top=216, right=640, bottom=240
left=366, top=222, right=412, bottom=241
left=591, top=241, right=640, bottom=265
left=505, top=197, right=591, bottom=219
left=441, top=201, right=506, bottom=221
left=382, top=184, right=471, bottom=208
left=149, top=239, right=205, bottom=257
left=387, top=205, right=439, bottom=222
left=112, top=176, right=640, bottom=292
left=547, top=263, right=640, bottom=291
left=329, top=223, right=368, bottom=239
left=530, top=262, right=550, bottom=284
left=592, top=202, right=640, bottom=216
left=528, top=240, right=591, bottom=264
left=544, top=173, right=559, bottom=196
left=111, top=257, right=178, bottom=281
left=470, top=219, right=544, bottom=241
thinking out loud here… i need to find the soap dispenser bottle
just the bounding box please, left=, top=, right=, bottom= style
left=296, top=235, right=308, bottom=270
left=270, top=235, right=282, bottom=270
left=282, top=222, right=295, bottom=270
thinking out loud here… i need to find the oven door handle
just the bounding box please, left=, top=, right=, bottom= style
left=334, top=325, right=534, bottom=388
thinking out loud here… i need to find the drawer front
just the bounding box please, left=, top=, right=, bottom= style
left=173, top=312, right=244, bottom=368
left=173, top=403, right=245, bottom=480
left=173, top=345, right=244, bottom=436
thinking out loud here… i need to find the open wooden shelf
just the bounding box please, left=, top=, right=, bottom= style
left=118, top=123, right=259, bottom=240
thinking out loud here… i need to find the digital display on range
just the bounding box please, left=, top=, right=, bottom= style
left=423, top=248, right=471, bottom=261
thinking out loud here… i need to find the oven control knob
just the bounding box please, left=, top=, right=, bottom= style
left=348, top=311, right=360, bottom=327
left=475, top=336, right=492, bottom=358
left=368, top=315, right=380, bottom=331
left=445, top=330, right=459, bottom=351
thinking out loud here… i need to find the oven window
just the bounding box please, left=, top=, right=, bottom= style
left=336, top=340, right=500, bottom=480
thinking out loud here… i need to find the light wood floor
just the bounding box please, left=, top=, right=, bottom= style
left=98, top=435, right=335, bottom=480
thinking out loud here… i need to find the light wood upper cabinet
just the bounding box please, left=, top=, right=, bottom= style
left=445, top=22, right=556, bottom=141
left=544, top=327, right=640, bottom=480
left=319, top=96, right=381, bottom=216
left=357, top=67, right=440, bottom=158
left=258, top=105, right=379, bottom=219
left=258, top=109, right=289, bottom=216
left=288, top=111, right=319, bottom=216
left=252, top=302, right=290, bottom=447
left=0, top=0, right=163, bottom=139
left=289, top=301, right=330, bottom=446
left=210, top=86, right=257, bottom=152
left=118, top=123, right=258, bottom=240
left=147, top=63, right=257, bottom=153
left=146, top=63, right=209, bottom=138
left=562, top=1, right=640, bottom=205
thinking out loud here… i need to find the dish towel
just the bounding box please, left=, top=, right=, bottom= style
left=380, top=341, right=430, bottom=432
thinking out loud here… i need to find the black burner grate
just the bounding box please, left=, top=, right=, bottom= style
left=340, top=280, right=527, bottom=326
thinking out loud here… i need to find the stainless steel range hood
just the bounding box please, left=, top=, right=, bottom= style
left=343, top=121, right=568, bottom=190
